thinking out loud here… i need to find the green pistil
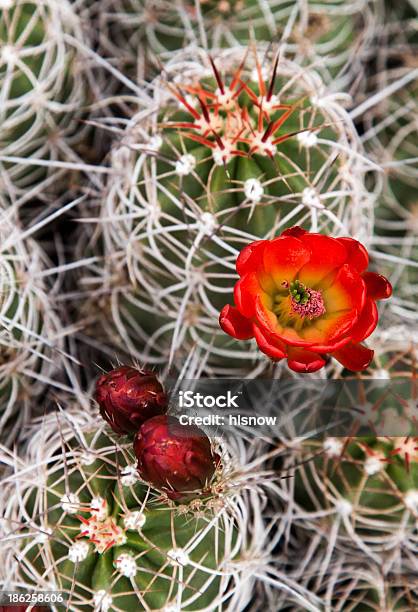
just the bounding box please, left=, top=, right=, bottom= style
left=289, top=280, right=310, bottom=305
left=273, top=279, right=325, bottom=326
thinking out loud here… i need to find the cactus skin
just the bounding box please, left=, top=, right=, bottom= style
left=91, top=46, right=371, bottom=373
left=0, top=0, right=89, bottom=194
left=1, top=408, right=262, bottom=611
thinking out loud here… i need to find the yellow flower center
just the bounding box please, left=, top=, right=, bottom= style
left=273, top=280, right=326, bottom=330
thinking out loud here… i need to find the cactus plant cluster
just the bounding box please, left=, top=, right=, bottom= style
left=0, top=0, right=417, bottom=609
left=94, top=0, right=381, bottom=92
left=80, top=45, right=378, bottom=375
left=0, top=403, right=273, bottom=611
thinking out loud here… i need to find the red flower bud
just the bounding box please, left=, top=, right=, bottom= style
left=95, top=366, right=168, bottom=435
left=134, top=415, right=220, bottom=499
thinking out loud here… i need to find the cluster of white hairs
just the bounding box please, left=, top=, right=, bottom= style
left=0, top=0, right=92, bottom=205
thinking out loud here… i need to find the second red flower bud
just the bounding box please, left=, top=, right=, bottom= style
left=133, top=415, right=221, bottom=500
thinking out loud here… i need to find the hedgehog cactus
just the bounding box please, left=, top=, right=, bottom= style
left=92, top=45, right=375, bottom=373
left=98, top=0, right=379, bottom=90
left=259, top=343, right=418, bottom=580
left=357, top=5, right=418, bottom=330
left=0, top=0, right=89, bottom=195
left=272, top=557, right=418, bottom=610
left=291, top=434, right=418, bottom=564
left=0, top=205, right=63, bottom=445
left=0, top=407, right=269, bottom=610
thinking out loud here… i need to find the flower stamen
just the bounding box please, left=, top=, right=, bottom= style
left=289, top=280, right=325, bottom=320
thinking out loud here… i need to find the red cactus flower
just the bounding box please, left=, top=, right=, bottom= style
left=95, top=366, right=168, bottom=435
left=134, top=415, right=220, bottom=499
left=219, top=227, right=392, bottom=373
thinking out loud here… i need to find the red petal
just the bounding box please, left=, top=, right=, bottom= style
left=362, top=272, right=393, bottom=300
left=286, top=347, right=326, bottom=373
left=350, top=298, right=378, bottom=343
left=219, top=305, right=254, bottom=340
left=234, top=272, right=266, bottom=318
left=306, top=310, right=359, bottom=352
left=254, top=295, right=279, bottom=333
left=332, top=342, right=374, bottom=371
left=309, top=335, right=352, bottom=353
left=280, top=226, right=307, bottom=238
left=263, top=236, right=311, bottom=283
left=236, top=240, right=266, bottom=276
left=253, top=325, right=287, bottom=360
left=323, top=264, right=366, bottom=313
left=337, top=237, right=369, bottom=273
left=298, top=234, right=347, bottom=287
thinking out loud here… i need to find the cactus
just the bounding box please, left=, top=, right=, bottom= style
left=1, top=1, right=417, bottom=609
left=0, top=205, right=63, bottom=445
left=360, top=15, right=417, bottom=216
left=289, top=346, right=418, bottom=550
left=261, top=341, right=418, bottom=605
left=96, top=0, right=379, bottom=90
left=287, top=430, right=418, bottom=572
left=0, top=406, right=271, bottom=610
left=82, top=45, right=375, bottom=374
left=271, top=556, right=418, bottom=610
left=0, top=0, right=90, bottom=196
left=357, top=4, right=417, bottom=330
